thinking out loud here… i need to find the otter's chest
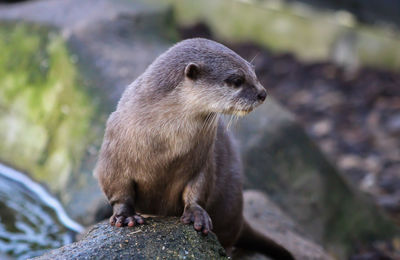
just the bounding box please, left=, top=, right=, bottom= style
left=131, top=126, right=215, bottom=215
left=133, top=165, right=195, bottom=216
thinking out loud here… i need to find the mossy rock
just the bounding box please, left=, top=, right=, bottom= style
left=34, top=218, right=228, bottom=260
left=0, top=22, right=96, bottom=192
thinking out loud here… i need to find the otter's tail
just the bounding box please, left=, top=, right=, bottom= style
left=235, top=220, right=295, bottom=260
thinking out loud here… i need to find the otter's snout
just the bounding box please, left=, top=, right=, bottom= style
left=257, top=89, right=267, bottom=101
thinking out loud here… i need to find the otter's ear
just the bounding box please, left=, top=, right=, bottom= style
left=184, top=62, right=200, bottom=80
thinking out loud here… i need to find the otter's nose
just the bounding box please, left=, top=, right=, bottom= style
left=257, top=90, right=267, bottom=101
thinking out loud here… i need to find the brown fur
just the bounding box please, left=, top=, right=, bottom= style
left=94, top=38, right=294, bottom=260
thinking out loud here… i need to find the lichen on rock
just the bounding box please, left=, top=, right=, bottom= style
left=34, top=217, right=228, bottom=260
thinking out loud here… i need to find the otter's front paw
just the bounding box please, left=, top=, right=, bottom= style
left=110, top=213, right=144, bottom=227
left=181, top=205, right=213, bottom=235
left=110, top=203, right=144, bottom=227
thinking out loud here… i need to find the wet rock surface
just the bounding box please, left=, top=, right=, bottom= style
left=34, top=218, right=228, bottom=260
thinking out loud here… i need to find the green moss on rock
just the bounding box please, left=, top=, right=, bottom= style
left=0, top=22, right=95, bottom=191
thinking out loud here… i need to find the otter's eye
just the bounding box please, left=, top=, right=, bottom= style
left=226, top=76, right=244, bottom=87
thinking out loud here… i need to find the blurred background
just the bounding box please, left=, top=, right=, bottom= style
left=0, top=0, right=399, bottom=259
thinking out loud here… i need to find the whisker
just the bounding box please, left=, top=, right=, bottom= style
left=233, top=114, right=239, bottom=128
left=250, top=52, right=260, bottom=65
left=201, top=112, right=217, bottom=135
left=226, top=115, right=234, bottom=130
left=201, top=113, right=212, bottom=133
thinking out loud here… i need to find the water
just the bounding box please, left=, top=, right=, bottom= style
left=0, top=163, right=84, bottom=259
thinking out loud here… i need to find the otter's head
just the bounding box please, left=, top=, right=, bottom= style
left=177, top=39, right=267, bottom=116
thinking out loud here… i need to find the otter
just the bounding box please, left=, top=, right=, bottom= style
left=94, top=38, right=294, bottom=260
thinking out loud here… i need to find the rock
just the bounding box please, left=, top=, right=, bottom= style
left=239, top=190, right=333, bottom=260
left=0, top=0, right=173, bottom=104
left=0, top=22, right=96, bottom=196
left=0, top=0, right=173, bottom=225
left=35, top=192, right=333, bottom=260
left=62, top=0, right=173, bottom=223
left=34, top=218, right=228, bottom=260
left=166, top=0, right=400, bottom=71
left=231, top=98, right=398, bottom=258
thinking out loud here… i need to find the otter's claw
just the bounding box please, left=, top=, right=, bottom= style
left=181, top=205, right=213, bottom=235
left=110, top=213, right=144, bottom=227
